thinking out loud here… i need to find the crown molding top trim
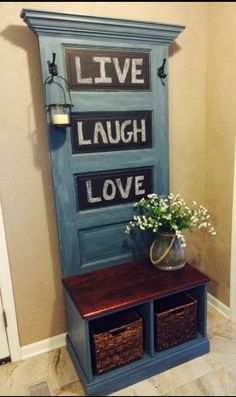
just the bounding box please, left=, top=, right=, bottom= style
left=20, top=9, right=185, bottom=44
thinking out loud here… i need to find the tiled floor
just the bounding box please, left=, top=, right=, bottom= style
left=0, top=306, right=236, bottom=396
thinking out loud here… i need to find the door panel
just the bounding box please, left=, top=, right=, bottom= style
left=41, top=36, right=169, bottom=277
left=79, top=222, right=131, bottom=267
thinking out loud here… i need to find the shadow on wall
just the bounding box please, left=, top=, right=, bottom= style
left=169, top=41, right=182, bottom=58
left=2, top=25, right=49, bottom=163
left=1, top=24, right=66, bottom=334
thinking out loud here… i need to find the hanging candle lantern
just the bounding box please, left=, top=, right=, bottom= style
left=44, top=53, right=73, bottom=128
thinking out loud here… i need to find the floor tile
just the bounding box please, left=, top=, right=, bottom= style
left=207, top=305, right=229, bottom=330
left=54, top=380, right=85, bottom=396
left=163, top=361, right=236, bottom=396
left=0, top=348, right=79, bottom=396
left=110, top=378, right=162, bottom=396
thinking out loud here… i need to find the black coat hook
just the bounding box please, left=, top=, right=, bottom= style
left=158, top=58, right=167, bottom=80
left=48, top=52, right=58, bottom=76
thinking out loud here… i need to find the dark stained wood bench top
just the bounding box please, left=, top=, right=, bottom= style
left=62, top=259, right=209, bottom=320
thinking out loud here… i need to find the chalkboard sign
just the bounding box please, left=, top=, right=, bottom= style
left=71, top=111, right=152, bottom=153
left=65, top=47, right=150, bottom=90
left=75, top=167, right=153, bottom=210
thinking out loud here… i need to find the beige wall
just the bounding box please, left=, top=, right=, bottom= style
left=0, top=2, right=229, bottom=346
left=204, top=3, right=236, bottom=305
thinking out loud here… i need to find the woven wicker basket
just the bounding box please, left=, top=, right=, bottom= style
left=155, top=293, right=197, bottom=351
left=90, top=309, right=144, bottom=374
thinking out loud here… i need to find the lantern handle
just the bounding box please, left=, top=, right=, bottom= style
left=43, top=53, right=73, bottom=109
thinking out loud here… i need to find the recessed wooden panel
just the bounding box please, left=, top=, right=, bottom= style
left=71, top=111, right=152, bottom=154
left=65, top=47, right=150, bottom=90
left=79, top=222, right=132, bottom=267
left=75, top=167, right=153, bottom=211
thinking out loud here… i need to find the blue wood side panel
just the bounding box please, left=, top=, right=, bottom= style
left=135, top=302, right=155, bottom=358
left=64, top=290, right=93, bottom=381
left=188, top=284, right=208, bottom=338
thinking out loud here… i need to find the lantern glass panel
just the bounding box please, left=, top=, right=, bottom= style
left=49, top=104, right=71, bottom=127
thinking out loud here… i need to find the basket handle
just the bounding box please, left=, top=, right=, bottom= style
left=150, top=235, right=176, bottom=265
left=110, top=326, right=127, bottom=336
left=169, top=307, right=186, bottom=315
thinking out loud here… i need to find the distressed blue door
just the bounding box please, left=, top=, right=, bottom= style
left=25, top=12, right=184, bottom=277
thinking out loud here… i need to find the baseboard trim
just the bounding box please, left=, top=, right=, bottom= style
left=21, top=333, right=66, bottom=360
left=207, top=292, right=230, bottom=319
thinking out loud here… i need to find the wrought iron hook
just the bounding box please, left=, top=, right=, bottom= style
left=48, top=52, right=58, bottom=76
left=158, top=58, right=167, bottom=80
